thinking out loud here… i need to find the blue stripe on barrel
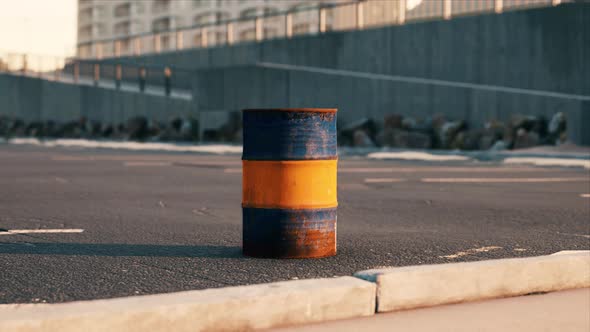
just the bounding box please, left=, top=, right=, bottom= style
left=242, top=109, right=337, bottom=160
left=242, top=206, right=337, bottom=258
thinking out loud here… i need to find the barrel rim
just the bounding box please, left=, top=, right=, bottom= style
left=242, top=108, right=337, bottom=113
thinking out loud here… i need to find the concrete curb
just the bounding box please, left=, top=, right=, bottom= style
left=0, top=277, right=376, bottom=332
left=1, top=252, right=588, bottom=331
left=354, top=251, right=590, bottom=313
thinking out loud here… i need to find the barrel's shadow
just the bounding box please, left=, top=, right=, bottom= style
left=0, top=243, right=242, bottom=258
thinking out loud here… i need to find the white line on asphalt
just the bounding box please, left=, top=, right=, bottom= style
left=0, top=229, right=84, bottom=235
left=421, top=177, right=589, bottom=183
left=340, top=167, right=546, bottom=173
left=368, top=152, right=471, bottom=162
left=439, top=246, right=503, bottom=259
left=364, top=178, right=407, bottom=183
left=580, top=194, right=590, bottom=198
left=123, top=161, right=172, bottom=167
left=341, top=168, right=395, bottom=173
left=225, top=167, right=548, bottom=174
left=503, top=157, right=590, bottom=169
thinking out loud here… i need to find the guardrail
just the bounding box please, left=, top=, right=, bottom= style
left=76, top=0, right=565, bottom=59
left=0, top=52, right=193, bottom=99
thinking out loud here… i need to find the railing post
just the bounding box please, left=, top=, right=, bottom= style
left=319, top=6, right=327, bottom=34
left=114, top=40, right=121, bottom=57
left=285, top=13, right=293, bottom=38
left=443, top=0, right=452, bottom=19
left=398, top=0, right=406, bottom=24
left=115, top=64, right=122, bottom=89
left=164, top=66, right=171, bottom=97
left=201, top=28, right=208, bottom=47
left=356, top=1, right=364, bottom=29
left=255, top=17, right=263, bottom=41
left=176, top=31, right=184, bottom=50
left=73, top=61, right=79, bottom=83
left=494, top=0, right=503, bottom=13
left=134, top=38, right=142, bottom=56
left=21, top=54, right=28, bottom=74
left=93, top=63, right=100, bottom=86
left=226, top=23, right=234, bottom=45
left=154, top=34, right=161, bottom=53
left=139, top=66, right=146, bottom=92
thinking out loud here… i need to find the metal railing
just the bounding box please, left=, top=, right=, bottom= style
left=76, top=0, right=566, bottom=59
left=0, top=51, right=193, bottom=99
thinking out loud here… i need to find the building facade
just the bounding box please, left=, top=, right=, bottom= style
left=77, top=0, right=355, bottom=58
left=76, top=0, right=557, bottom=58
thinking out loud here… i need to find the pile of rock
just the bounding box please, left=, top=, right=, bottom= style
left=0, top=115, right=201, bottom=142
left=0, top=112, right=567, bottom=151
left=340, top=112, right=567, bottom=150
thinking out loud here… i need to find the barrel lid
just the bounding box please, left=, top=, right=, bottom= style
left=243, top=108, right=337, bottom=113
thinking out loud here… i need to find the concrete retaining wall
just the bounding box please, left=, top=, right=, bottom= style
left=193, top=65, right=587, bottom=144
left=109, top=3, right=588, bottom=97
left=0, top=74, right=194, bottom=125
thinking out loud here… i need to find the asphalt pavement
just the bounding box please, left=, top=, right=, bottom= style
left=0, top=144, right=588, bottom=303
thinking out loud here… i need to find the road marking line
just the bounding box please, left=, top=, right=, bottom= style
left=364, top=178, right=407, bottom=183
left=421, top=177, right=588, bottom=183
left=124, top=161, right=172, bottom=167
left=0, top=229, right=84, bottom=235
left=368, top=152, right=470, bottom=162
left=340, top=167, right=546, bottom=173
left=341, top=168, right=395, bottom=173
left=439, top=246, right=503, bottom=259
left=580, top=194, right=590, bottom=198
left=503, top=157, right=590, bottom=169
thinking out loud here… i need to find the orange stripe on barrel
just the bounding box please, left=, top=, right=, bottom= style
left=242, top=160, right=338, bottom=209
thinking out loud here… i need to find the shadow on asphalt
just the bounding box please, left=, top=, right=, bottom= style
left=0, top=243, right=242, bottom=258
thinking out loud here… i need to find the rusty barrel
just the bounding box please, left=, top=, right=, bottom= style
left=242, top=108, right=337, bottom=258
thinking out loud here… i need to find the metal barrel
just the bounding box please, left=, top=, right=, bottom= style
left=242, top=108, right=337, bottom=259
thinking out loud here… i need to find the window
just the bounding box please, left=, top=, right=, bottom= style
left=114, top=3, right=131, bottom=18
left=152, top=17, right=171, bottom=32
left=216, top=12, right=230, bottom=23
left=240, top=8, right=258, bottom=19
left=114, top=21, right=131, bottom=35
left=153, top=0, right=171, bottom=13
left=78, top=25, right=92, bottom=40
left=194, top=13, right=215, bottom=25
left=94, top=23, right=107, bottom=36
left=79, top=8, right=93, bottom=22
left=263, top=7, right=278, bottom=16
left=94, top=6, right=106, bottom=19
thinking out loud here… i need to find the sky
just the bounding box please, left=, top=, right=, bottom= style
left=0, top=0, right=423, bottom=58
left=0, top=0, right=77, bottom=57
